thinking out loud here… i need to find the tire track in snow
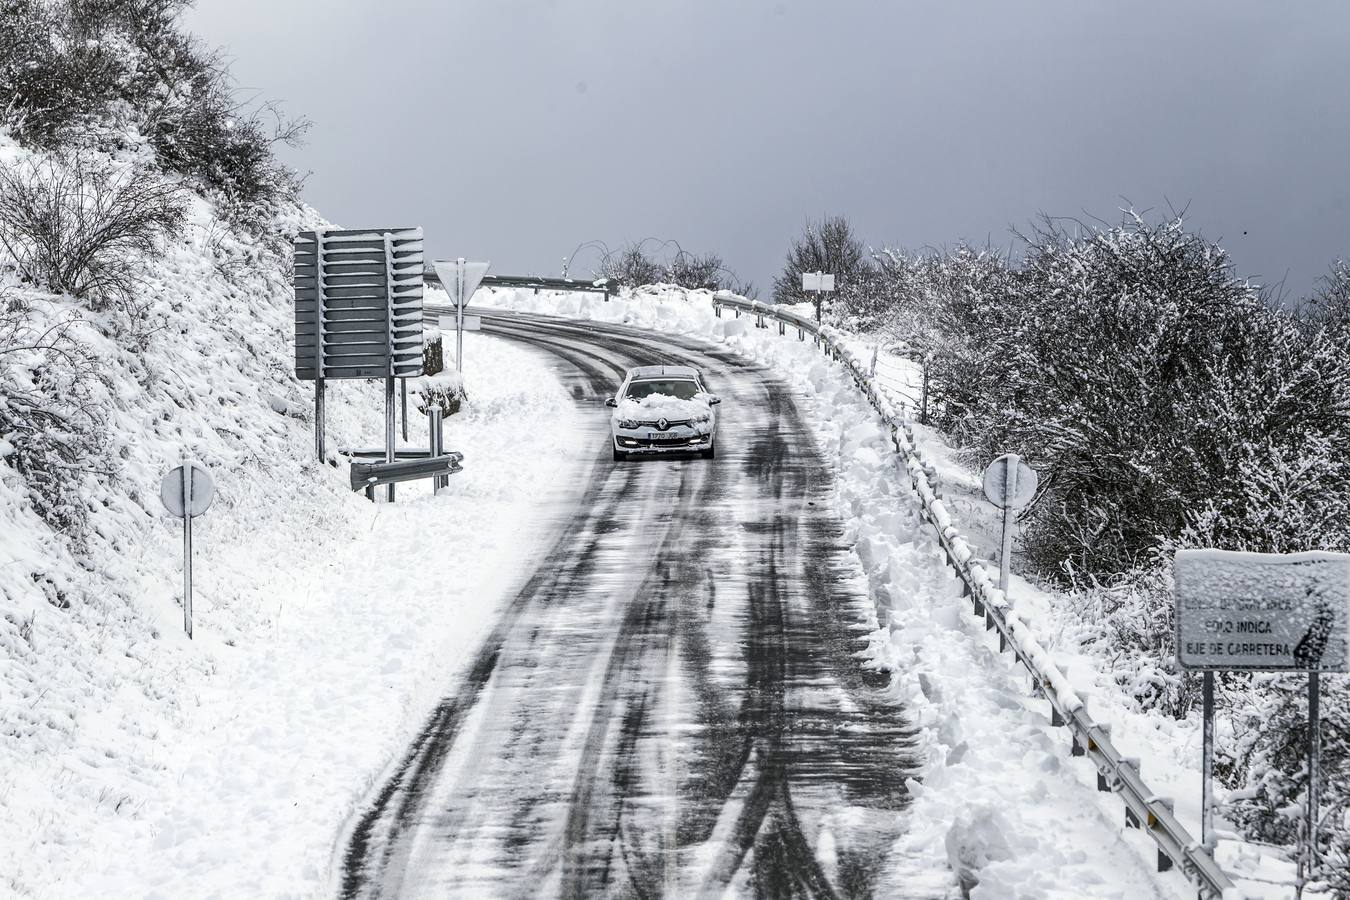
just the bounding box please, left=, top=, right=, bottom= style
left=339, top=312, right=924, bottom=899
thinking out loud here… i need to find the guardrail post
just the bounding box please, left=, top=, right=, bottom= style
left=1149, top=799, right=1177, bottom=871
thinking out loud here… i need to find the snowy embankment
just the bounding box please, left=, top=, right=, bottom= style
left=0, top=141, right=585, bottom=897
left=479, top=285, right=1294, bottom=898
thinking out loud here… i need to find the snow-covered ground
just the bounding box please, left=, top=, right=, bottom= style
left=2, top=326, right=587, bottom=898
left=0, top=136, right=595, bottom=897
left=477, top=285, right=1301, bottom=899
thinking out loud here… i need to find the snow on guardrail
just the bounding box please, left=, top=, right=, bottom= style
left=710, top=295, right=1238, bottom=900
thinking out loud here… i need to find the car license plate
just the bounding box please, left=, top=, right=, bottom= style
left=648, top=431, right=685, bottom=442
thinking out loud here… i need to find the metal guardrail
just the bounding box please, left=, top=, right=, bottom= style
left=349, top=453, right=464, bottom=492
left=710, top=295, right=1236, bottom=899
left=423, top=268, right=618, bottom=299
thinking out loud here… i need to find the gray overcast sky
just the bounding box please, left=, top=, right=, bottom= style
left=186, top=0, right=1350, bottom=299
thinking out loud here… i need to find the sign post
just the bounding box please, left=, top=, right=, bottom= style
left=432, top=258, right=490, bottom=373
left=981, top=453, right=1038, bottom=592
left=1174, top=549, right=1350, bottom=890
left=801, top=271, right=835, bottom=323
left=159, top=461, right=215, bottom=639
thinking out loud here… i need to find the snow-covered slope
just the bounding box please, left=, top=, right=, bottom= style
left=0, top=141, right=587, bottom=896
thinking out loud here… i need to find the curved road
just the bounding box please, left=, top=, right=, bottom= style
left=340, top=311, right=924, bottom=899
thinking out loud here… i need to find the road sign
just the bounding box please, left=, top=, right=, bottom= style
left=160, top=461, right=215, bottom=640
left=160, top=461, right=215, bottom=518
left=801, top=272, right=835, bottom=291
left=294, top=227, right=425, bottom=381
left=981, top=453, right=1038, bottom=593
left=296, top=226, right=424, bottom=485
left=433, top=259, right=490, bottom=309
left=1174, top=549, right=1349, bottom=672
left=1175, top=548, right=1349, bottom=884
left=432, top=259, right=491, bottom=372
left=982, top=453, right=1038, bottom=509
left=439, top=315, right=481, bottom=332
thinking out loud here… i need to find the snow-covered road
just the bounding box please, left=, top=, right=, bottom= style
left=339, top=312, right=928, bottom=898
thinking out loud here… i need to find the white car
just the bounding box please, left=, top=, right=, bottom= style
left=606, top=365, right=721, bottom=461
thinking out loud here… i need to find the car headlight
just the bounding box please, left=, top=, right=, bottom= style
left=618, top=419, right=639, bottom=429
left=691, top=412, right=711, bottom=424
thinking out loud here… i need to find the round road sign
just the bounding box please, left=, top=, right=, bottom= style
left=160, top=461, right=215, bottom=519
left=982, top=453, right=1038, bottom=510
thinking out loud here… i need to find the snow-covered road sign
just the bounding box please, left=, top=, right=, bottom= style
left=1174, top=549, right=1349, bottom=672
left=432, top=259, right=491, bottom=372
left=801, top=272, right=835, bottom=291
left=439, top=315, right=481, bottom=332
left=982, top=453, right=1037, bottom=509
left=294, top=227, right=425, bottom=380
left=982, top=453, right=1037, bottom=593
left=433, top=259, right=490, bottom=309
left=160, top=460, right=215, bottom=640
left=160, top=461, right=214, bottom=518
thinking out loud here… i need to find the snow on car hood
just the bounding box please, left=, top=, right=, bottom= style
left=614, top=393, right=712, bottom=422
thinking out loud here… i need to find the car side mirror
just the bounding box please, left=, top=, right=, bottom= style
left=708, top=396, right=721, bottom=405
left=605, top=397, right=618, bottom=407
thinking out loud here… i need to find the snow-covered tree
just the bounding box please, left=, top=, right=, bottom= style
left=772, top=216, right=874, bottom=321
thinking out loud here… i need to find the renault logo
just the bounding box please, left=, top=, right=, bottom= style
left=657, top=418, right=669, bottom=430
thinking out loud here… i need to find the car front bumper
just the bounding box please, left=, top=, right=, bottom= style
left=613, top=430, right=713, bottom=453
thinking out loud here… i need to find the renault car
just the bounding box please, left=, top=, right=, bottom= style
left=606, top=365, right=720, bottom=461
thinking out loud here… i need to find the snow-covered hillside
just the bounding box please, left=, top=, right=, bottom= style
left=0, top=139, right=589, bottom=896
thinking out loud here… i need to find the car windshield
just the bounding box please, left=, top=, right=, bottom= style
left=625, top=379, right=701, bottom=401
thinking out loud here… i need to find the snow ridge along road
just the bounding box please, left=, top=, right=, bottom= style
left=339, top=311, right=927, bottom=898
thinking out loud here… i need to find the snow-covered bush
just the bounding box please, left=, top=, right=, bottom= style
left=0, top=289, right=112, bottom=541
left=1310, top=259, right=1349, bottom=333
left=1070, top=560, right=1198, bottom=717
left=887, top=215, right=1350, bottom=580
left=410, top=332, right=466, bottom=415
left=0, top=0, right=307, bottom=223
left=0, top=152, right=185, bottom=313
left=595, top=241, right=751, bottom=295
left=866, top=215, right=1350, bottom=876
left=1224, top=676, right=1350, bottom=882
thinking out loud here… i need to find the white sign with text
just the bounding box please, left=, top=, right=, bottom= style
left=1174, top=549, right=1350, bottom=672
